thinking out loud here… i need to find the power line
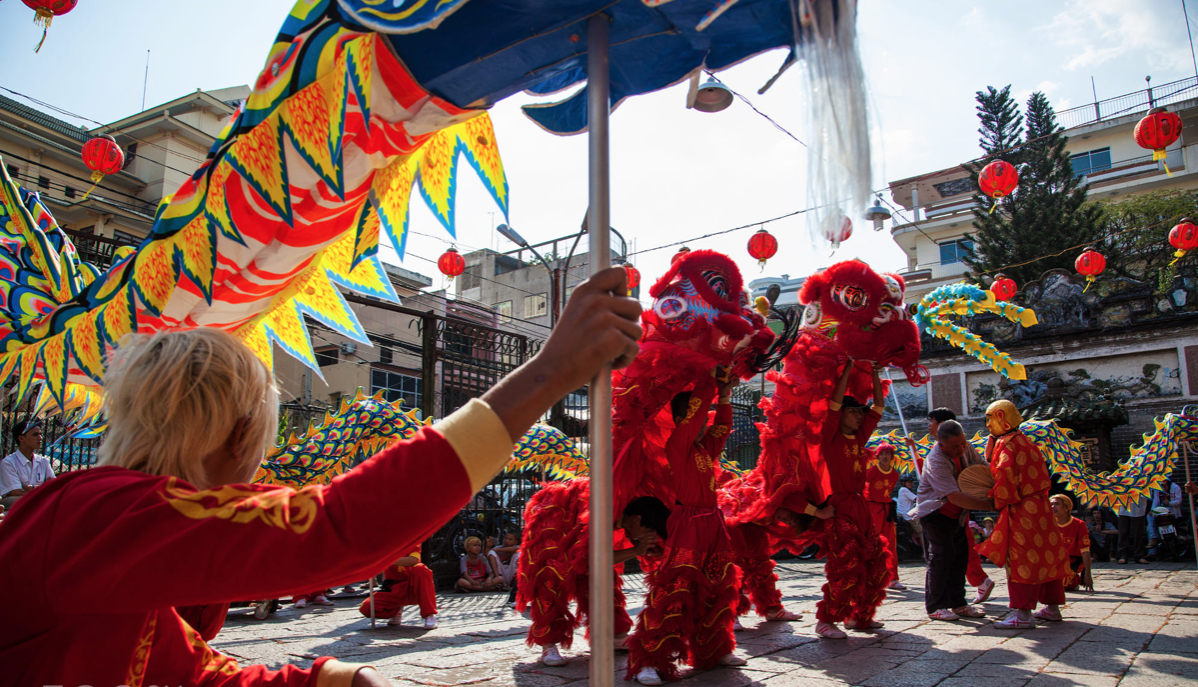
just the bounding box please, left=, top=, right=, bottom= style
left=703, top=71, right=807, bottom=146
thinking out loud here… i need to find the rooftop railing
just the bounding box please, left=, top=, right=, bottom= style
left=1057, top=76, right=1198, bottom=131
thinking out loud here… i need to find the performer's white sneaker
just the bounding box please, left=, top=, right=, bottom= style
left=613, top=633, right=630, bottom=651
left=815, top=621, right=847, bottom=639
left=423, top=615, right=438, bottom=629
left=844, top=618, right=883, bottom=630
left=636, top=667, right=663, bottom=685
left=541, top=644, right=567, bottom=667
left=766, top=608, right=802, bottom=621
left=1032, top=606, right=1062, bottom=622
left=313, top=595, right=335, bottom=606
left=387, top=614, right=403, bottom=626
left=973, top=578, right=995, bottom=604
left=994, top=611, right=1034, bottom=630
left=733, top=619, right=746, bottom=631
left=293, top=599, right=308, bottom=609
left=927, top=608, right=959, bottom=621
left=888, top=580, right=907, bottom=590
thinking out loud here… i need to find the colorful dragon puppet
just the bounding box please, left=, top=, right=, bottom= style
left=915, top=283, right=1038, bottom=380
left=870, top=409, right=1198, bottom=510
left=253, top=389, right=585, bottom=487
left=720, top=260, right=925, bottom=550
left=0, top=4, right=510, bottom=414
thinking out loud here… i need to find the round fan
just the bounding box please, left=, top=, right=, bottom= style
left=957, top=464, right=995, bottom=501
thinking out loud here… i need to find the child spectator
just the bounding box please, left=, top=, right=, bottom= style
left=488, top=531, right=521, bottom=589
left=981, top=517, right=995, bottom=540
left=457, top=536, right=502, bottom=592
left=360, top=546, right=438, bottom=628
left=1051, top=495, right=1093, bottom=592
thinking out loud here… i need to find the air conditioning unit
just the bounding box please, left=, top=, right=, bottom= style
left=340, top=343, right=357, bottom=354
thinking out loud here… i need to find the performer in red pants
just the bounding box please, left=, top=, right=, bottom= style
left=728, top=520, right=802, bottom=626
left=627, top=375, right=745, bottom=684
left=360, top=547, right=438, bottom=628
left=863, top=443, right=901, bottom=589
left=811, top=362, right=892, bottom=640
left=516, top=479, right=670, bottom=667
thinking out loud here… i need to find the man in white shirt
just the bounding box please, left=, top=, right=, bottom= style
left=0, top=420, right=53, bottom=509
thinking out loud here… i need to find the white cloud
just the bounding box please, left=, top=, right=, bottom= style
left=1040, top=0, right=1193, bottom=72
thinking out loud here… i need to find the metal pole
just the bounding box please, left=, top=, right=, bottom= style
left=884, top=367, right=920, bottom=478
left=586, top=13, right=614, bottom=687
left=368, top=576, right=376, bottom=629
left=1185, top=442, right=1197, bottom=570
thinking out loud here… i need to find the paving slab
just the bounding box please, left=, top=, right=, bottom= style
left=207, top=561, right=1198, bottom=687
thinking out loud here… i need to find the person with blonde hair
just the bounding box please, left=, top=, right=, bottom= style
left=0, top=267, right=643, bottom=687
left=457, top=535, right=502, bottom=592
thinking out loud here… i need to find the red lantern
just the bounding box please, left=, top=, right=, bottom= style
left=991, top=274, right=1017, bottom=301
left=22, top=0, right=77, bottom=52
left=979, top=160, right=1019, bottom=213
left=1075, top=249, right=1106, bottom=292
left=437, top=246, right=465, bottom=281
left=747, top=228, right=778, bottom=270
left=671, top=246, right=691, bottom=263
left=1169, top=218, right=1198, bottom=264
left=79, top=134, right=124, bottom=201
left=1135, top=107, right=1182, bottom=163
left=623, top=263, right=641, bottom=291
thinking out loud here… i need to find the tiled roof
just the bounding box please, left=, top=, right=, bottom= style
left=0, top=94, right=89, bottom=144
left=1023, top=397, right=1130, bottom=426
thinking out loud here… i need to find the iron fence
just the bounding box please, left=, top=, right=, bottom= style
left=0, top=385, right=102, bottom=474
left=728, top=385, right=765, bottom=471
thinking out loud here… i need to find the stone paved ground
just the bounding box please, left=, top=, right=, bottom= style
left=210, top=560, right=1198, bottom=687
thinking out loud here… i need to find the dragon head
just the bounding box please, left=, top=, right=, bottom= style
left=643, top=249, right=775, bottom=378
left=796, top=260, right=926, bottom=385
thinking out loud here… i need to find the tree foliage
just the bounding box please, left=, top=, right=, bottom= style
left=1090, top=189, right=1198, bottom=290
left=962, top=88, right=1102, bottom=287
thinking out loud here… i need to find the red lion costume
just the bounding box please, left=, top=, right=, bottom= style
left=720, top=260, right=925, bottom=628
left=518, top=250, right=782, bottom=666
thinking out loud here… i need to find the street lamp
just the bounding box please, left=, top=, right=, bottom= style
left=497, top=223, right=559, bottom=326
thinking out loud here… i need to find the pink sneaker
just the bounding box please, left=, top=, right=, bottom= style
left=766, top=608, right=802, bottom=621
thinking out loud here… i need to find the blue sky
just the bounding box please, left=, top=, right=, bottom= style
left=2, top=0, right=1196, bottom=296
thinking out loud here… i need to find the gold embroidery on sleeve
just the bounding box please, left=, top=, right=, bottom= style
left=161, top=479, right=322, bottom=534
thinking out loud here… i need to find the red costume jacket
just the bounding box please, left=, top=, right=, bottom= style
left=975, top=430, right=1071, bottom=585
left=863, top=464, right=898, bottom=504
left=0, top=399, right=512, bottom=687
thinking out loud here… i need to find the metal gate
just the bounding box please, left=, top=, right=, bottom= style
left=727, top=385, right=764, bottom=471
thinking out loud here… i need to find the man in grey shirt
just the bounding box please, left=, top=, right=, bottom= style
left=915, top=420, right=993, bottom=621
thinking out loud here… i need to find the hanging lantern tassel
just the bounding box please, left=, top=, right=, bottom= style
left=24, top=1, right=80, bottom=53
left=33, top=9, right=53, bottom=52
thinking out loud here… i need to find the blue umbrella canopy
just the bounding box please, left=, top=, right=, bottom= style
left=338, top=0, right=826, bottom=134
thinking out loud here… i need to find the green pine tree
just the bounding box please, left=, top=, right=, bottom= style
left=963, top=89, right=1102, bottom=288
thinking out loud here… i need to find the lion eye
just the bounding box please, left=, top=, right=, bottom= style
left=831, top=284, right=868, bottom=311
left=701, top=270, right=728, bottom=299
left=801, top=302, right=822, bottom=328
left=654, top=296, right=688, bottom=320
